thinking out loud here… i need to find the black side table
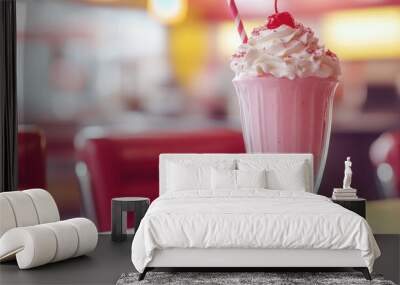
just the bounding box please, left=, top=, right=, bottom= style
left=331, top=198, right=366, bottom=218
left=111, top=197, right=150, bottom=242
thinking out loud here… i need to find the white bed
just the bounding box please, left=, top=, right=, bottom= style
left=131, top=154, right=380, bottom=280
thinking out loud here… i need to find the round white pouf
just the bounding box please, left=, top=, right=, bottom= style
left=0, top=196, right=17, bottom=237
left=0, top=218, right=98, bottom=269
left=23, top=189, right=60, bottom=224
left=0, top=192, right=39, bottom=227
left=0, top=226, right=57, bottom=269
left=42, top=221, right=79, bottom=262
left=66, top=218, right=98, bottom=257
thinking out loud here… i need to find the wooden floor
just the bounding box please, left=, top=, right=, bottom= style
left=0, top=234, right=398, bottom=285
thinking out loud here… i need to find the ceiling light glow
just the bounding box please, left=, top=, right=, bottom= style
left=148, top=0, right=187, bottom=25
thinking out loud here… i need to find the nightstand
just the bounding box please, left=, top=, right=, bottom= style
left=111, top=197, right=150, bottom=242
left=331, top=198, right=366, bottom=218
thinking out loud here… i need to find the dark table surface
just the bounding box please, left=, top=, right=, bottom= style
left=1, top=234, right=399, bottom=285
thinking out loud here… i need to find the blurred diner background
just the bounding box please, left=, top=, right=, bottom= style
left=16, top=0, right=400, bottom=233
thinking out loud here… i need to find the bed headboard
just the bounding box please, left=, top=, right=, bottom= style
left=159, top=153, right=314, bottom=195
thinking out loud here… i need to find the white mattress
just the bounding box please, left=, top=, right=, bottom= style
left=131, top=190, right=380, bottom=273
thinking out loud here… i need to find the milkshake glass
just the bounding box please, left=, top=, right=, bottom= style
left=233, top=77, right=338, bottom=190
left=230, top=12, right=340, bottom=191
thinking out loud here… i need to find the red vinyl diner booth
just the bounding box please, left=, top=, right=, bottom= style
left=76, top=128, right=245, bottom=231
left=18, top=126, right=47, bottom=190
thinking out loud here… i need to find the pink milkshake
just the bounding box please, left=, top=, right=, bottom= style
left=230, top=11, right=340, bottom=190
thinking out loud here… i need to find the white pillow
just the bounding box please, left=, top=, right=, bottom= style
left=211, top=169, right=267, bottom=190
left=167, top=163, right=210, bottom=191
left=166, top=159, right=236, bottom=191
left=237, top=159, right=309, bottom=191
left=211, top=169, right=236, bottom=190
left=236, top=169, right=267, bottom=189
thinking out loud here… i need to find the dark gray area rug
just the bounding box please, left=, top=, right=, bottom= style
left=116, top=272, right=396, bottom=285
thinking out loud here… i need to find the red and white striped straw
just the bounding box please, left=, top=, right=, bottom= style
left=226, top=0, right=248, bottom=44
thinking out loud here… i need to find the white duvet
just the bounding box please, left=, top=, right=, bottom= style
left=131, top=190, right=380, bottom=273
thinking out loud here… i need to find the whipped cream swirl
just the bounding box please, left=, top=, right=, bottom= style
left=231, top=23, right=341, bottom=80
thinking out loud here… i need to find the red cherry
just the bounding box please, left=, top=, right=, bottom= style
left=266, top=14, right=281, bottom=29
left=267, top=12, right=296, bottom=29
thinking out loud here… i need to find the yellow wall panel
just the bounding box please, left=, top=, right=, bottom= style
left=170, top=19, right=208, bottom=89
left=322, top=7, right=400, bottom=60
